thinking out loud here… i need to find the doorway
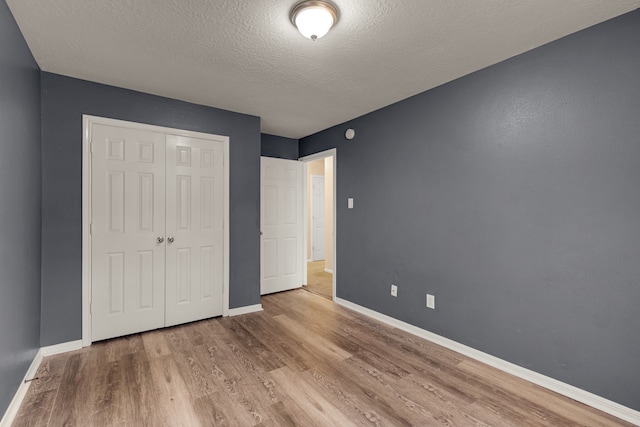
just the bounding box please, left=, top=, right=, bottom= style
left=301, top=150, right=336, bottom=300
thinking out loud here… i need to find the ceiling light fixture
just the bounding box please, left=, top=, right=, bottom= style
left=290, top=1, right=339, bottom=41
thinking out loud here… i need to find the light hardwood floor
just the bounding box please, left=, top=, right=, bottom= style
left=13, top=289, right=632, bottom=426
left=304, top=260, right=332, bottom=300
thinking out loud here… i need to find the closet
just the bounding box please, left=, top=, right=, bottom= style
left=88, top=120, right=226, bottom=342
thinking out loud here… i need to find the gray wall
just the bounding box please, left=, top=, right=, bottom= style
left=40, top=73, right=261, bottom=346
left=0, top=0, right=42, bottom=416
left=300, top=10, right=640, bottom=410
left=261, top=133, right=299, bottom=160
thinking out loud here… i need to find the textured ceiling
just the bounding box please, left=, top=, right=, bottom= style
left=6, top=0, right=640, bottom=139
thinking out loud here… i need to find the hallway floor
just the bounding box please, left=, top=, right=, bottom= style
left=303, top=260, right=332, bottom=300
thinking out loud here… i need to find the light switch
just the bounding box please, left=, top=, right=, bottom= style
left=426, top=294, right=435, bottom=309
left=348, top=198, right=354, bottom=209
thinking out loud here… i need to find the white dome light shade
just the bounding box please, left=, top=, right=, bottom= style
left=291, top=1, right=338, bottom=41
left=295, top=6, right=334, bottom=40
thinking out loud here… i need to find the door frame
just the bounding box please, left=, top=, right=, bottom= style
left=300, top=148, right=337, bottom=300
left=310, top=174, right=325, bottom=262
left=81, top=115, right=230, bottom=347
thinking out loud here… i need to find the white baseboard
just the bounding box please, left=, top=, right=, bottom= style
left=41, top=340, right=83, bottom=357
left=0, top=349, right=42, bottom=427
left=227, top=304, right=263, bottom=316
left=335, top=298, right=640, bottom=426
left=324, top=268, right=333, bottom=274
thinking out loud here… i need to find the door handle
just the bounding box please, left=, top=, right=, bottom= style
left=156, top=237, right=165, bottom=244
left=167, top=236, right=174, bottom=244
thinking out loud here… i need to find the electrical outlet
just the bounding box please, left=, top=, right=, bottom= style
left=426, top=294, right=435, bottom=309
left=391, top=284, right=398, bottom=297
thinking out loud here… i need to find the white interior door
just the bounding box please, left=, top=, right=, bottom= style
left=165, top=135, right=224, bottom=326
left=261, top=157, right=304, bottom=295
left=311, top=175, right=325, bottom=261
left=91, top=124, right=166, bottom=342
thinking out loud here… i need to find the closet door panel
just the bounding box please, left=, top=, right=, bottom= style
left=165, top=134, right=224, bottom=326
left=91, top=124, right=166, bottom=341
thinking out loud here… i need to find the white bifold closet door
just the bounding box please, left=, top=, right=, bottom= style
left=165, top=135, right=224, bottom=327
left=91, top=124, right=224, bottom=342
left=260, top=157, right=303, bottom=295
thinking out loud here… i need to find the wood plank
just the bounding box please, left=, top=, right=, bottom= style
left=234, top=311, right=331, bottom=373
left=299, top=364, right=395, bottom=426
left=396, top=373, right=507, bottom=427
left=164, top=327, right=218, bottom=399
left=218, top=316, right=287, bottom=372
left=141, top=329, right=172, bottom=359
left=258, top=398, right=330, bottom=427
left=268, top=366, right=355, bottom=426
left=120, top=352, right=165, bottom=426
left=272, top=313, right=353, bottom=362
left=11, top=389, right=57, bottom=427
left=45, top=351, right=98, bottom=427
left=192, top=391, right=261, bottom=426
left=338, top=354, right=439, bottom=425
left=91, top=358, right=126, bottom=426
left=103, top=333, right=145, bottom=363
left=147, top=355, right=202, bottom=427
left=193, top=320, right=283, bottom=415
